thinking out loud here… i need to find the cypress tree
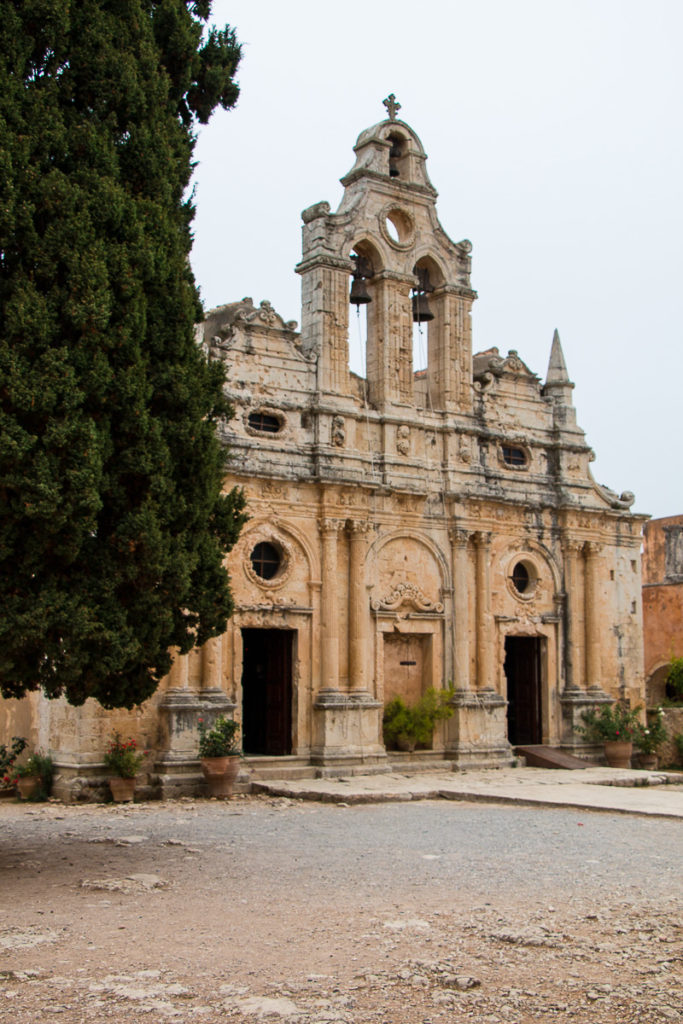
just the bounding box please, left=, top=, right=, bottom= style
left=0, top=1, right=247, bottom=708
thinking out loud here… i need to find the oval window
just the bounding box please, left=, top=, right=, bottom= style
left=248, top=412, right=282, bottom=434
left=502, top=445, right=527, bottom=467
left=511, top=562, right=530, bottom=594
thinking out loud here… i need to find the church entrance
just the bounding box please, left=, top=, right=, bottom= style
left=241, top=629, right=293, bottom=756
left=504, top=636, right=543, bottom=745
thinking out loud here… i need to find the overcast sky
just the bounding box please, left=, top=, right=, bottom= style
left=190, top=0, right=682, bottom=522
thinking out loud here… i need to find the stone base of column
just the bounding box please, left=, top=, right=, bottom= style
left=560, top=689, right=612, bottom=751
left=312, top=694, right=387, bottom=766
left=444, top=690, right=514, bottom=768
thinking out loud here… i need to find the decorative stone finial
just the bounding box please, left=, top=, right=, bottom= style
left=383, top=93, right=401, bottom=121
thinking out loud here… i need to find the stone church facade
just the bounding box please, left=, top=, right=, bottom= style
left=1, top=102, right=647, bottom=798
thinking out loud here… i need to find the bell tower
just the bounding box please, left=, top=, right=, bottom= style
left=296, top=96, right=476, bottom=413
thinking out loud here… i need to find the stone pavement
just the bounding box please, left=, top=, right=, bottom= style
left=253, top=766, right=683, bottom=819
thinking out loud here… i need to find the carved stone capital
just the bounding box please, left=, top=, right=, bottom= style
left=584, top=541, right=603, bottom=558
left=348, top=518, right=371, bottom=536
left=449, top=527, right=471, bottom=549
left=319, top=517, right=344, bottom=536
left=474, top=530, right=492, bottom=548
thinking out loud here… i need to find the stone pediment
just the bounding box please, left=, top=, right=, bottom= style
left=209, top=297, right=298, bottom=335
left=371, top=582, right=444, bottom=614
left=473, top=347, right=539, bottom=382
left=204, top=298, right=317, bottom=362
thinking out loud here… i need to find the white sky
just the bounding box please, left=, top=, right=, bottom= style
left=191, top=0, right=682, bottom=521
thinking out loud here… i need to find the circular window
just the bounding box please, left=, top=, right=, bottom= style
left=379, top=205, right=415, bottom=250
left=250, top=542, right=281, bottom=580
left=508, top=558, right=539, bottom=601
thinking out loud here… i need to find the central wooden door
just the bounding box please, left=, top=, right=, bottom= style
left=241, top=629, right=293, bottom=756
left=504, top=636, right=542, bottom=745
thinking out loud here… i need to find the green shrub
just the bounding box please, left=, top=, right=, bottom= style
left=577, top=702, right=642, bottom=743
left=634, top=708, right=668, bottom=754
left=383, top=687, right=454, bottom=751
left=198, top=716, right=240, bottom=758
left=666, top=657, right=683, bottom=701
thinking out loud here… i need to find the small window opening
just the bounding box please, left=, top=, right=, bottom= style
left=248, top=412, right=282, bottom=434
left=502, top=445, right=527, bottom=467
left=511, top=562, right=530, bottom=594
left=250, top=542, right=281, bottom=580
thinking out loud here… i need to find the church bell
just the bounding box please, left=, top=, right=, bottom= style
left=349, top=276, right=372, bottom=306
left=349, top=254, right=373, bottom=307
left=411, top=292, right=434, bottom=322
left=412, top=265, right=435, bottom=322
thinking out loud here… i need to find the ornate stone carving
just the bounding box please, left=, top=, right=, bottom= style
left=331, top=415, right=346, bottom=447
left=449, top=528, right=471, bottom=548
left=383, top=93, right=401, bottom=120
left=396, top=424, right=410, bottom=455
left=371, top=582, right=444, bottom=614
left=319, top=518, right=344, bottom=536
left=243, top=532, right=295, bottom=590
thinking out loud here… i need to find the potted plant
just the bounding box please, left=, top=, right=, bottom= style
left=103, top=733, right=145, bottom=802
left=13, top=752, right=54, bottom=801
left=198, top=716, right=241, bottom=798
left=382, top=687, right=454, bottom=753
left=577, top=701, right=642, bottom=768
left=1, top=737, right=27, bottom=798
left=634, top=707, right=668, bottom=770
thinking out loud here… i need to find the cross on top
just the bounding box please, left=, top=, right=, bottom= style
left=383, top=94, right=401, bottom=121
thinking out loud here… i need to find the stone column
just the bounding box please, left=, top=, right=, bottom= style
left=561, top=537, right=584, bottom=692
left=584, top=542, right=603, bottom=691
left=450, top=528, right=471, bottom=691
left=201, top=635, right=222, bottom=692
left=168, top=649, right=189, bottom=690
left=348, top=519, right=370, bottom=695
left=200, top=633, right=236, bottom=721
left=319, top=518, right=343, bottom=694
left=474, top=531, right=494, bottom=691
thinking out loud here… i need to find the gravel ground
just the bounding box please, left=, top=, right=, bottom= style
left=0, top=795, right=681, bottom=1023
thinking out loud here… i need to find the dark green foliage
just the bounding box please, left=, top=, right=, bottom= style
left=666, top=656, right=683, bottom=701
left=382, top=688, right=455, bottom=751
left=0, top=2, right=246, bottom=708
left=198, top=714, right=240, bottom=757
left=577, top=702, right=642, bottom=742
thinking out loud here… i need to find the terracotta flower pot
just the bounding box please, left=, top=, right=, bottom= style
left=200, top=755, right=240, bottom=799
left=603, top=740, right=633, bottom=769
left=109, top=776, right=136, bottom=802
left=637, top=753, right=658, bottom=771
left=16, top=776, right=40, bottom=800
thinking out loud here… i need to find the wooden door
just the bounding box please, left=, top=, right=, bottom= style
left=241, top=629, right=293, bottom=755
left=504, top=636, right=542, bottom=745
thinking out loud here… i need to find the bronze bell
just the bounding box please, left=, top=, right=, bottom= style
left=350, top=275, right=372, bottom=306
left=412, top=291, right=434, bottom=322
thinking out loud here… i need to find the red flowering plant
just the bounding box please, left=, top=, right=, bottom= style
left=103, top=733, right=146, bottom=778
left=577, top=701, right=642, bottom=743
left=1, top=737, right=28, bottom=789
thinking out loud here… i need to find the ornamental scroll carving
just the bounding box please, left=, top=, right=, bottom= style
left=371, top=582, right=444, bottom=614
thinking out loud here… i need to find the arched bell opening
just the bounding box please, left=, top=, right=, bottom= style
left=348, top=240, right=382, bottom=391
left=386, top=130, right=409, bottom=179
left=411, top=256, right=445, bottom=408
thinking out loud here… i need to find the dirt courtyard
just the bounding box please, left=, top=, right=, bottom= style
left=0, top=795, right=681, bottom=1023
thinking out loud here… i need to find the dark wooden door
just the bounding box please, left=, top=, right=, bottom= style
left=241, top=629, right=293, bottom=756
left=504, top=636, right=542, bottom=745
